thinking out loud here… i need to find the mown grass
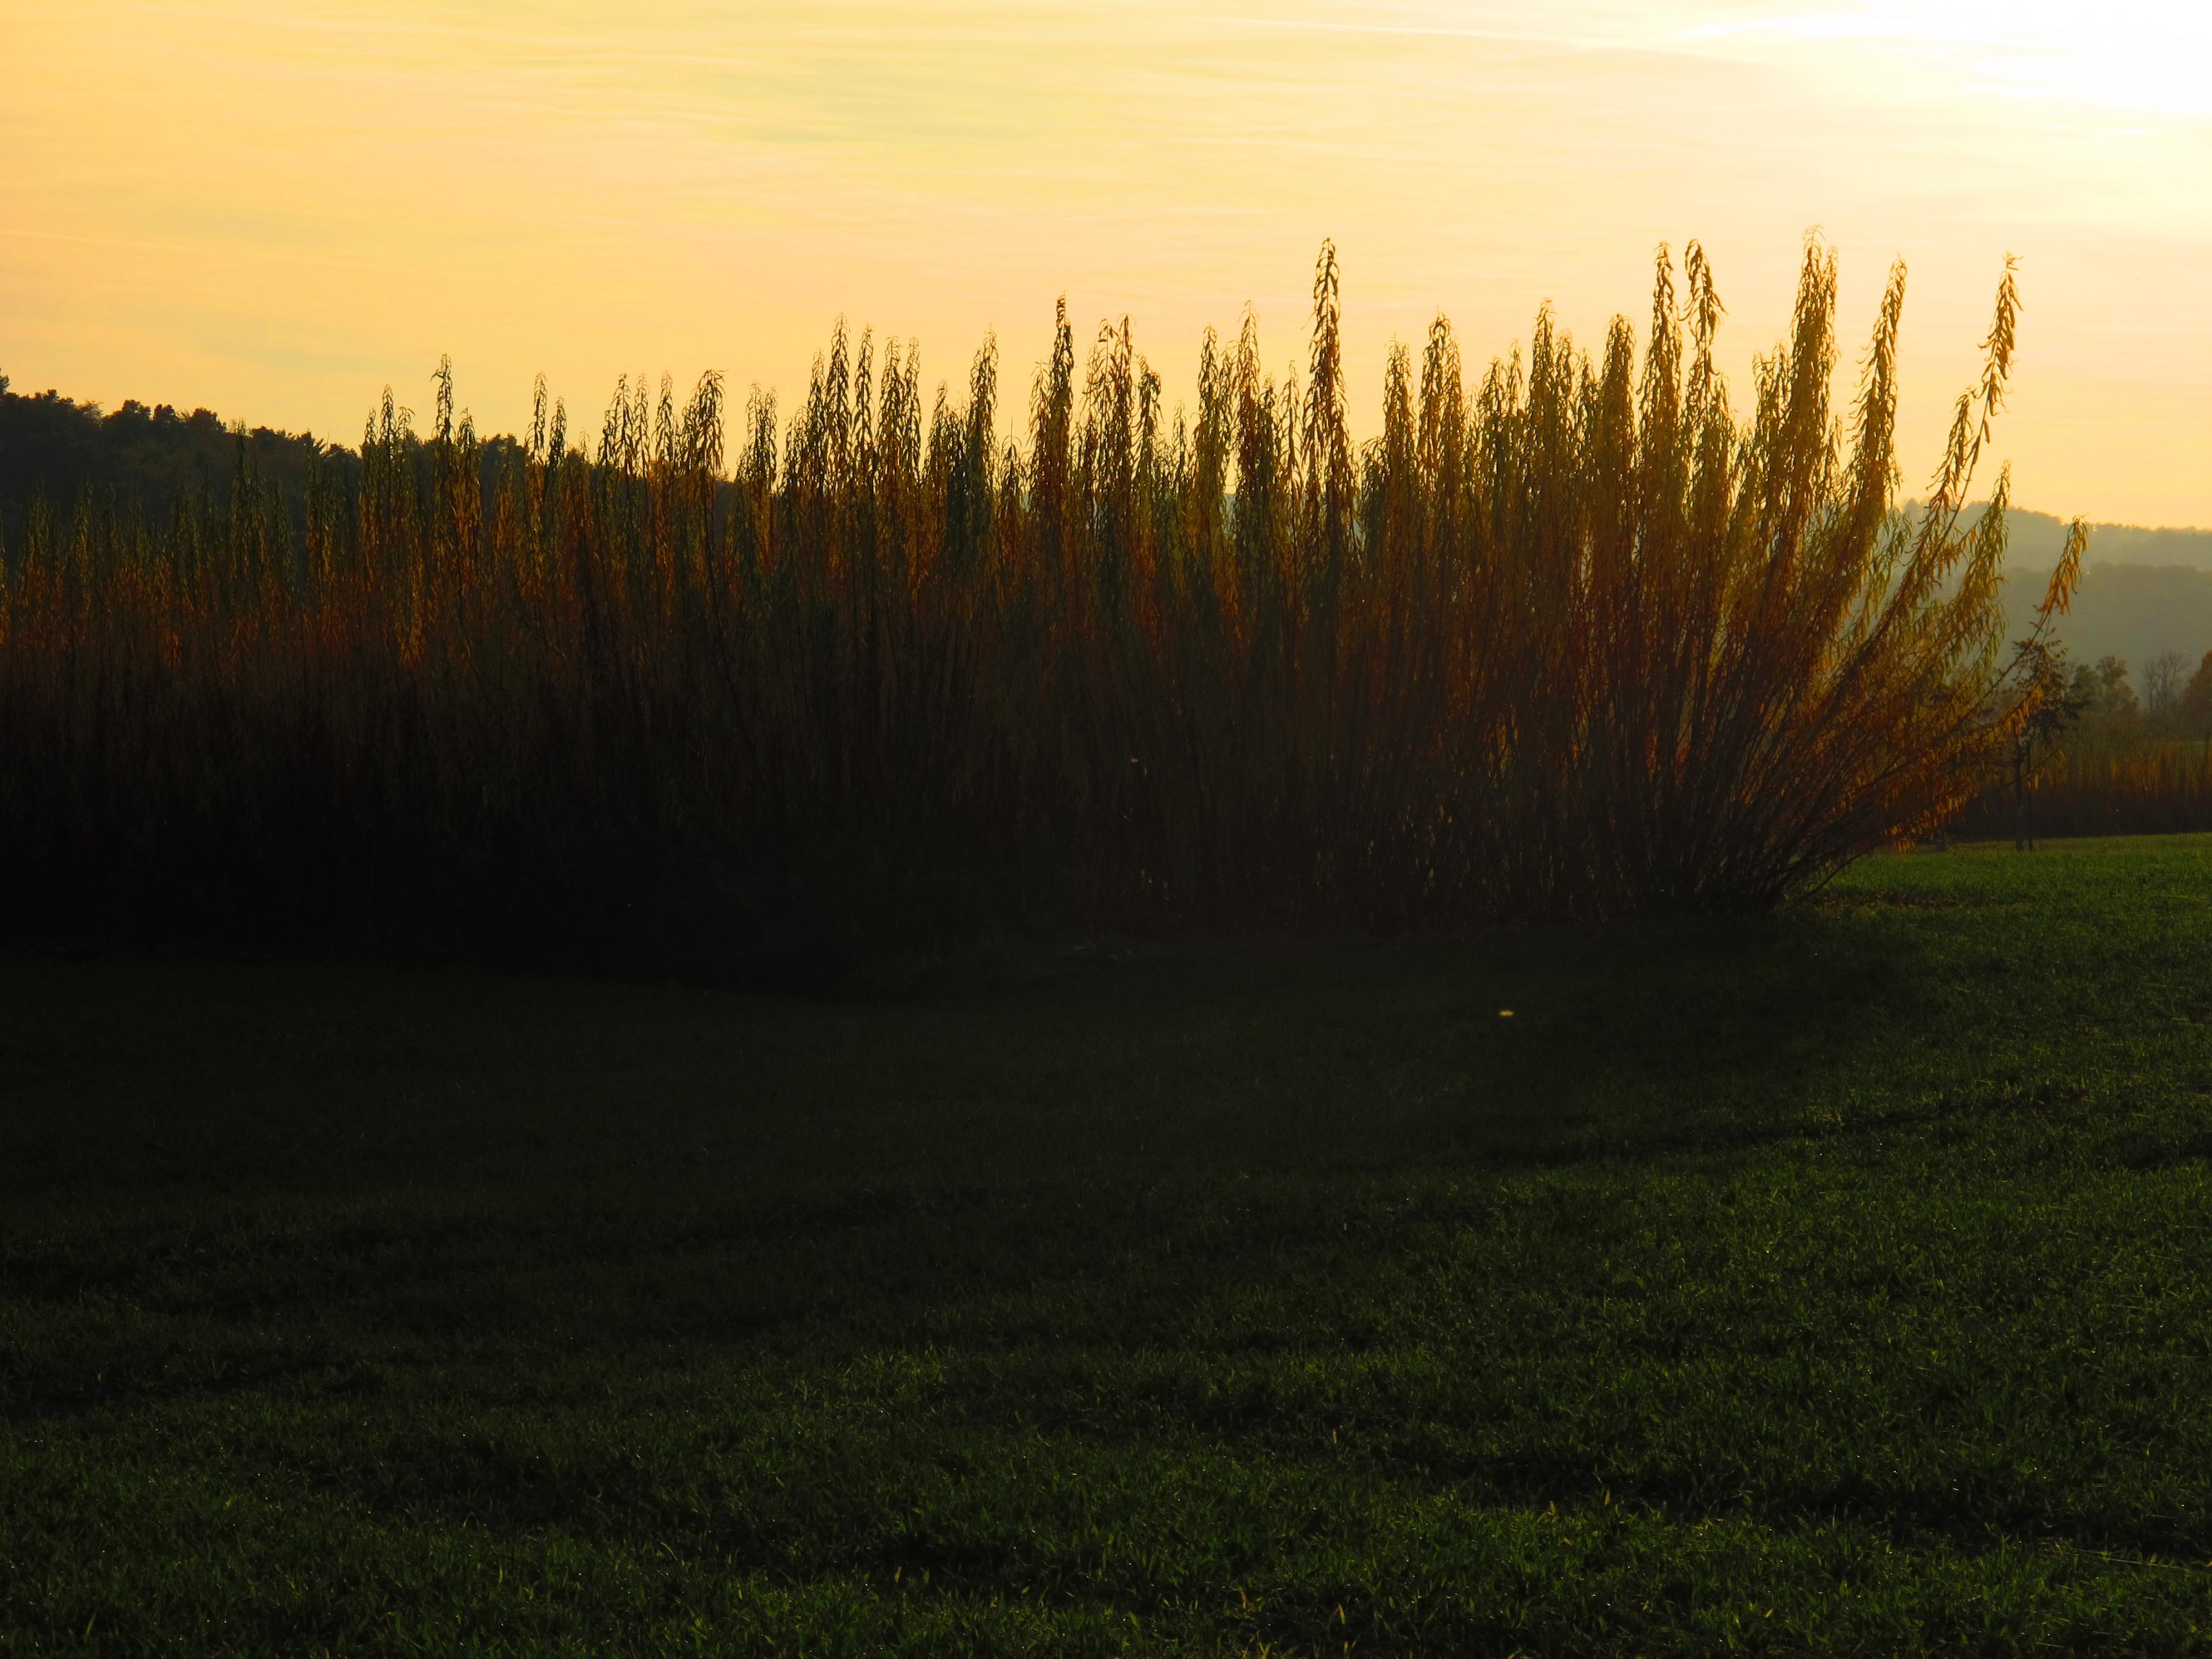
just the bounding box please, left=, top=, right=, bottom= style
left=8, top=836, right=2212, bottom=1655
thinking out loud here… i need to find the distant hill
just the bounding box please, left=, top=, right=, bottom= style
left=1991, top=509, right=2212, bottom=677
left=0, top=373, right=351, bottom=552
left=0, top=373, right=340, bottom=522
left=2004, top=563, right=2212, bottom=679
left=1998, top=506, right=2212, bottom=574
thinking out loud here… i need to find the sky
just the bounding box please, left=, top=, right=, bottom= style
left=3, top=0, right=2207, bottom=526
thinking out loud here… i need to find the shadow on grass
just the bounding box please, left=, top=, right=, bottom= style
left=1, top=899, right=1931, bottom=1192
left=0, top=903, right=1954, bottom=1419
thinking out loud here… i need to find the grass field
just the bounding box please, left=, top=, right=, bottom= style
left=8, top=836, right=2212, bottom=1655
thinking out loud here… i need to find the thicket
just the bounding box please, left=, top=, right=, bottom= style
left=1947, top=650, right=2212, bottom=843
left=1967, top=738, right=2212, bottom=841
left=0, top=242, right=2077, bottom=977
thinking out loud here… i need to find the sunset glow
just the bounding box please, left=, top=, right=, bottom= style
left=4, top=0, right=2206, bottom=523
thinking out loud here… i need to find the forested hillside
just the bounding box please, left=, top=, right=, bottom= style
left=0, top=373, right=351, bottom=549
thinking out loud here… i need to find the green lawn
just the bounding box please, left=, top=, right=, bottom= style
left=8, top=838, right=2212, bottom=1655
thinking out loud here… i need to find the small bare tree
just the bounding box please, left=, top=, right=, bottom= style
left=2144, top=649, right=2191, bottom=725
left=2007, top=644, right=2088, bottom=851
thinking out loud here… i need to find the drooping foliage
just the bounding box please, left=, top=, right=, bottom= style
left=0, top=241, right=2081, bottom=974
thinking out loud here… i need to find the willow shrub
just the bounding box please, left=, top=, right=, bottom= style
left=0, top=241, right=2081, bottom=976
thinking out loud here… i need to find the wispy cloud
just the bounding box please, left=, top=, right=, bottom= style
left=4, top=0, right=2206, bottom=522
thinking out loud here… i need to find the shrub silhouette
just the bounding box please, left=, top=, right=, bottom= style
left=0, top=239, right=2079, bottom=973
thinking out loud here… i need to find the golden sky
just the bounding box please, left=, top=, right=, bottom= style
left=4, top=1, right=2207, bottom=525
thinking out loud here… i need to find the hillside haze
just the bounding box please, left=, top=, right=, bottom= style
left=1994, top=508, right=2212, bottom=675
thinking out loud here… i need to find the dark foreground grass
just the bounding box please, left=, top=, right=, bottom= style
left=8, top=838, right=2212, bottom=1655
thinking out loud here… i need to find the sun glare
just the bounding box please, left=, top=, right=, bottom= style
left=1684, top=0, right=2212, bottom=118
